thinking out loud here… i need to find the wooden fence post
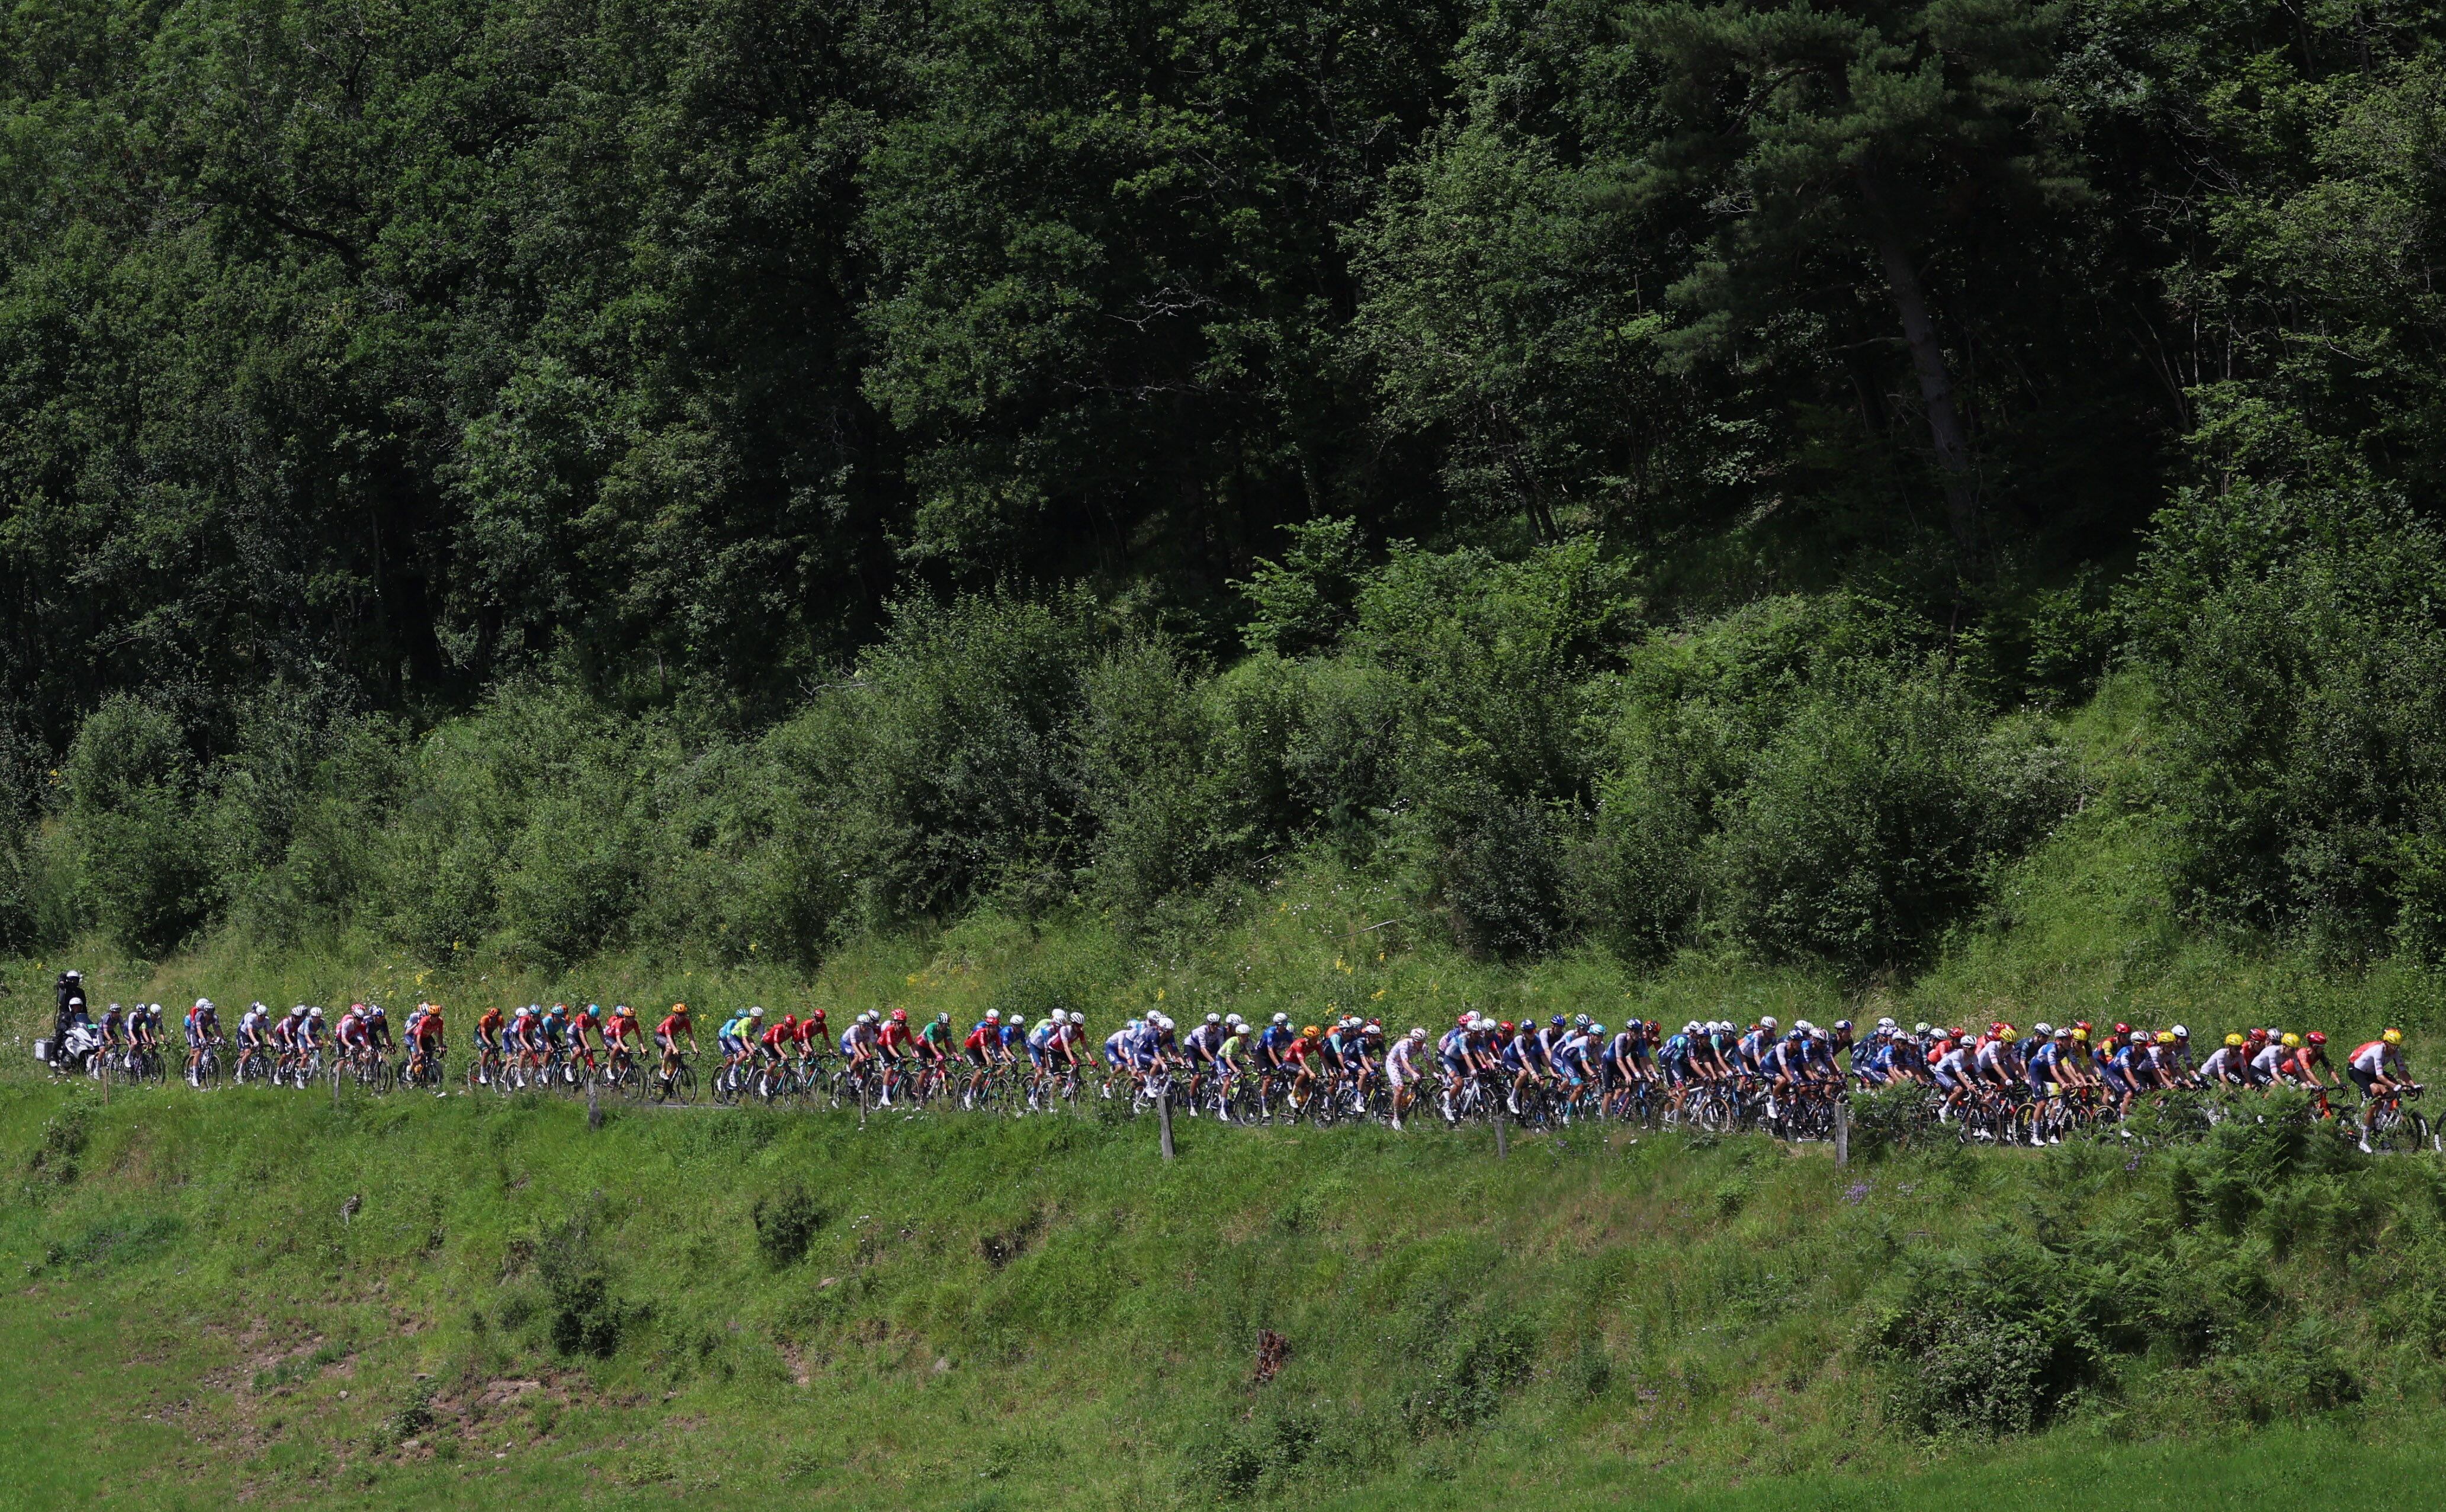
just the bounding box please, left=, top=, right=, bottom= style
left=1834, top=1097, right=1850, bottom=1167
left=1158, top=1084, right=1176, bottom=1162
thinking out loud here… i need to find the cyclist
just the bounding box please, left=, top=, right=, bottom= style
left=2200, top=1033, right=2249, bottom=1087
left=756, top=1012, right=798, bottom=1090
left=234, top=1002, right=268, bottom=1071
left=919, top=1010, right=956, bottom=1080
left=297, top=1006, right=328, bottom=1071
left=875, top=1009, right=917, bottom=1102
left=654, top=1001, right=696, bottom=1086
left=795, top=1008, right=830, bottom=1077
left=335, top=1003, right=372, bottom=1072
left=603, top=1004, right=640, bottom=1073
left=1287, top=1024, right=1324, bottom=1103
left=471, top=1003, right=505, bottom=1084
left=365, top=1004, right=394, bottom=1062
left=716, top=1007, right=754, bottom=1079
left=2349, top=1029, right=2414, bottom=1152
left=2289, top=1031, right=2332, bottom=1098
left=1385, top=1026, right=1427, bottom=1128
left=270, top=1006, right=302, bottom=1071
left=963, top=1009, right=1006, bottom=1105
left=406, top=1001, right=447, bottom=1084
left=2248, top=1030, right=2288, bottom=1091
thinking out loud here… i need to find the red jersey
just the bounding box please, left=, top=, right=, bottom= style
left=795, top=1015, right=824, bottom=1045
left=658, top=1009, right=692, bottom=1038
left=878, top=1021, right=914, bottom=1051
left=760, top=1021, right=795, bottom=1049
left=477, top=1008, right=503, bottom=1037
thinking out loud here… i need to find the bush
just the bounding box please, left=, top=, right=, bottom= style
left=58, top=698, right=217, bottom=955
left=753, top=1185, right=830, bottom=1269
left=2129, top=481, right=2446, bottom=952
left=1707, top=667, right=2071, bottom=972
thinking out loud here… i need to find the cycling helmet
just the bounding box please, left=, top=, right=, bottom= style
left=2156, top=1031, right=2175, bottom=1045
left=1302, top=1025, right=1321, bottom=1039
left=2172, top=1025, right=2190, bottom=1039
left=1272, top=1012, right=1289, bottom=1026
left=2052, top=1026, right=2072, bottom=1039
left=2280, top=1033, right=2300, bottom=1049
left=1498, top=1021, right=1515, bottom=1034
left=1409, top=1027, right=1428, bottom=1042
left=194, top=997, right=212, bottom=1012
left=1574, top=1013, right=1590, bottom=1028
left=1795, top=1019, right=1815, bottom=1033
left=936, top=1011, right=951, bottom=1024
left=1551, top=1015, right=1567, bottom=1029
left=1877, top=1016, right=1895, bottom=1030
left=986, top=1009, right=1001, bottom=1022
left=615, top=1004, right=635, bottom=1017
left=1591, top=1023, right=1606, bottom=1038
left=309, top=1006, right=323, bottom=1019
left=368, top=1006, right=384, bottom=1018
left=2224, top=1033, right=2245, bottom=1048
left=1760, top=1016, right=1779, bottom=1031
left=1068, top=1011, right=1086, bottom=1025
left=2033, top=1022, right=2053, bottom=1038
left=807, top=1007, right=825, bottom=1020
left=1834, top=1020, right=1851, bottom=1033
left=888, top=1008, right=905, bottom=1023
left=1206, top=1012, right=1221, bottom=1025
left=1913, top=1022, right=1931, bottom=1035
left=2384, top=1028, right=2405, bottom=1045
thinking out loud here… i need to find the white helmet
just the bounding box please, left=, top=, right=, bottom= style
left=1068, top=1011, right=1086, bottom=1025
left=1758, top=1016, right=1779, bottom=1031
left=1206, top=1012, right=1221, bottom=1025
left=194, top=998, right=213, bottom=1012
left=309, top=1006, right=324, bottom=1019
left=1272, top=1012, right=1289, bottom=1026
left=2172, top=1025, right=2190, bottom=1039
left=748, top=1006, right=763, bottom=1019
left=1794, top=1019, right=1814, bottom=1033
left=290, top=1005, right=307, bottom=1018
left=2033, top=1022, right=2053, bottom=1038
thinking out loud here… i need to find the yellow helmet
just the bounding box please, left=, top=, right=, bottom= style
left=2384, top=1028, right=2405, bottom=1045
left=2224, top=1033, right=2245, bottom=1049
left=1302, top=1025, right=1321, bottom=1039
left=2280, top=1033, right=2300, bottom=1049
left=2158, top=1031, right=2177, bottom=1046
left=2072, top=1027, right=2089, bottom=1042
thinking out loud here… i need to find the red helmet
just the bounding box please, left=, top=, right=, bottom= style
left=2113, top=1022, right=2131, bottom=1036
left=891, top=1008, right=908, bottom=1023
left=809, top=1007, right=827, bottom=1020
left=2075, top=1020, right=2092, bottom=1033
left=1457, top=1015, right=1471, bottom=1028
left=2306, top=1031, right=2326, bottom=1045
left=2247, top=1027, right=2268, bottom=1042
left=1498, top=1021, right=1515, bottom=1034
left=1990, top=1021, right=2010, bottom=1036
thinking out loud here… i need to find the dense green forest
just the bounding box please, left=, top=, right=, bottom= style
left=9, top=0, right=2446, bottom=979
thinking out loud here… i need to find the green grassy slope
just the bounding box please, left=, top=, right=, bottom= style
left=5, top=676, right=2446, bottom=1508
left=1, top=1073, right=2442, bottom=1511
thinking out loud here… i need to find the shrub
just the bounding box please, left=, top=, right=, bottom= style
left=58, top=697, right=217, bottom=955
left=1707, top=667, right=2066, bottom=972
left=2129, top=481, right=2446, bottom=952
left=753, top=1184, right=829, bottom=1269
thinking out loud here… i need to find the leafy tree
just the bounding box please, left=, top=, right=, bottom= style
left=1623, top=0, right=2076, bottom=566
